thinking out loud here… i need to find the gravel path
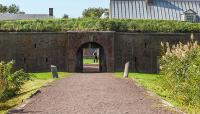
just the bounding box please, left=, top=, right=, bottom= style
left=11, top=73, right=180, bottom=114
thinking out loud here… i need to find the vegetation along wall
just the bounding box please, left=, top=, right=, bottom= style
left=0, top=32, right=200, bottom=73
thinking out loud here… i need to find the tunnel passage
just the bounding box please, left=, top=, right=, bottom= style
left=76, top=42, right=107, bottom=73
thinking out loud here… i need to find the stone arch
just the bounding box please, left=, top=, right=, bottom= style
left=75, top=42, right=107, bottom=72
left=66, top=32, right=115, bottom=72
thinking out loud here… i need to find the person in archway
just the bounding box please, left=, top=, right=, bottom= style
left=93, top=50, right=98, bottom=63
left=96, top=49, right=99, bottom=63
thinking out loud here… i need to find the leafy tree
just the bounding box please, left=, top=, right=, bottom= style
left=63, top=14, right=69, bottom=19
left=8, top=4, right=19, bottom=13
left=82, top=7, right=108, bottom=18
left=0, top=4, right=21, bottom=14
left=0, top=4, right=7, bottom=13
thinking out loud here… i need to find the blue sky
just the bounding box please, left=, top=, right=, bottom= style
left=0, top=0, right=109, bottom=18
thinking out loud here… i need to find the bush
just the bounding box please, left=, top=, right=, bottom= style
left=0, top=61, right=31, bottom=102
left=0, top=18, right=200, bottom=32
left=160, top=40, right=200, bottom=109
left=82, top=7, right=108, bottom=18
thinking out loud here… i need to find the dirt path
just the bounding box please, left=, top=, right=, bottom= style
left=10, top=73, right=180, bottom=114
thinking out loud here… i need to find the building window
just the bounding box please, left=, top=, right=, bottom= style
left=45, top=57, right=48, bottom=63
left=34, top=43, right=37, bottom=48
left=145, top=42, right=148, bottom=48
left=184, top=9, right=197, bottom=22
left=185, top=14, right=195, bottom=22
left=24, top=57, right=26, bottom=63
left=134, top=57, right=137, bottom=62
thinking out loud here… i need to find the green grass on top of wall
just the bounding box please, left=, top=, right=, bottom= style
left=0, top=18, right=200, bottom=33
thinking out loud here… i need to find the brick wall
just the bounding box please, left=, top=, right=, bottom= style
left=0, top=32, right=199, bottom=73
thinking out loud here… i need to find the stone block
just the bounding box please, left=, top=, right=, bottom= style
left=123, top=62, right=130, bottom=78
left=51, top=65, right=58, bottom=78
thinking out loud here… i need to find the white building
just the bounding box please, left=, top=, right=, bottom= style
left=110, top=0, right=200, bottom=22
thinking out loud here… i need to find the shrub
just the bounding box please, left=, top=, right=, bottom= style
left=160, top=40, right=200, bottom=109
left=0, top=61, right=31, bottom=102
left=0, top=18, right=200, bottom=32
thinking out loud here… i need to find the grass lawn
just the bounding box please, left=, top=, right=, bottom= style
left=83, top=58, right=99, bottom=65
left=0, top=72, right=70, bottom=114
left=115, top=72, right=200, bottom=114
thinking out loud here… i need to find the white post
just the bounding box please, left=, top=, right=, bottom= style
left=123, top=62, right=130, bottom=78
left=191, top=33, right=194, bottom=41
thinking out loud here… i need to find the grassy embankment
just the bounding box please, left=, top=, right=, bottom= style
left=0, top=18, right=200, bottom=33
left=0, top=72, right=70, bottom=114
left=115, top=72, right=200, bottom=114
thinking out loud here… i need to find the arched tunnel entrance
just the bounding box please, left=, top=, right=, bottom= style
left=76, top=42, right=107, bottom=73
